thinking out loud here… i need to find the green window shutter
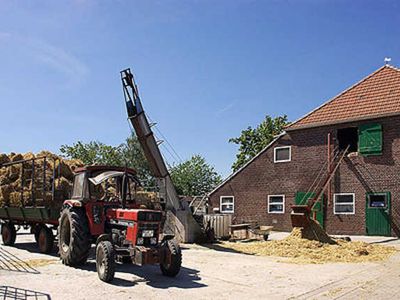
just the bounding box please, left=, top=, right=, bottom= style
left=358, top=123, right=382, bottom=156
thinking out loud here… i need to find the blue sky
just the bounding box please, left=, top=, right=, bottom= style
left=0, top=0, right=399, bottom=177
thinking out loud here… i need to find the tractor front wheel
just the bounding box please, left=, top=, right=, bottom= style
left=37, top=226, right=54, bottom=254
left=160, top=240, right=182, bottom=277
left=1, top=222, right=16, bottom=246
left=96, top=240, right=115, bottom=283
left=58, top=207, right=91, bottom=266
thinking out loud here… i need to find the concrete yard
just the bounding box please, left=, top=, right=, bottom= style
left=1, top=230, right=400, bottom=300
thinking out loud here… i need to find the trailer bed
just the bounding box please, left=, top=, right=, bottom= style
left=0, top=207, right=59, bottom=225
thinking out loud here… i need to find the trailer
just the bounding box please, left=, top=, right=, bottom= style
left=1, top=68, right=195, bottom=282
left=0, top=156, right=65, bottom=253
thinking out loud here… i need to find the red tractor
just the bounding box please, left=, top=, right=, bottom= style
left=57, top=165, right=181, bottom=282
left=58, top=67, right=202, bottom=282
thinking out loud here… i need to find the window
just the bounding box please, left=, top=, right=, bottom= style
left=220, top=196, right=234, bottom=213
left=268, top=195, right=285, bottom=213
left=274, top=146, right=291, bottom=163
left=334, top=193, right=355, bottom=214
left=337, top=127, right=358, bottom=152
left=367, top=193, right=388, bottom=208
left=358, top=123, right=382, bottom=156
left=72, top=173, right=85, bottom=199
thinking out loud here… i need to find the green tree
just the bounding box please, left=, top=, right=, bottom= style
left=60, top=141, right=124, bottom=166
left=120, top=135, right=155, bottom=188
left=229, top=115, right=289, bottom=171
left=60, top=135, right=155, bottom=188
left=170, top=155, right=222, bottom=196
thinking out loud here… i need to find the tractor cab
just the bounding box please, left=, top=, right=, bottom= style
left=70, top=166, right=141, bottom=206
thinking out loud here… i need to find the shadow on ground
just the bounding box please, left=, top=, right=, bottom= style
left=0, top=286, right=51, bottom=300
left=79, top=260, right=206, bottom=289
left=201, top=241, right=256, bottom=256
left=370, top=238, right=400, bottom=244
left=11, top=242, right=59, bottom=258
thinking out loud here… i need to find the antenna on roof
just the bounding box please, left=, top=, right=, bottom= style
left=384, top=57, right=392, bottom=65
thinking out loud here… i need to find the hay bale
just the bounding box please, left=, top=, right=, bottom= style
left=0, top=173, right=10, bottom=185
left=36, top=150, right=60, bottom=161
left=64, top=159, right=84, bottom=172
left=0, top=153, right=10, bottom=165
left=11, top=153, right=23, bottom=162
left=135, top=190, right=158, bottom=206
left=9, top=191, right=24, bottom=207
left=23, top=152, right=35, bottom=160
left=55, top=176, right=72, bottom=197
left=52, top=160, right=73, bottom=180
left=6, top=165, right=22, bottom=182
left=0, top=184, right=12, bottom=207
left=0, top=150, right=77, bottom=208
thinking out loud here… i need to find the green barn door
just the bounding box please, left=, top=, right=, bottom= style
left=366, top=192, right=391, bottom=236
left=295, top=192, right=324, bottom=228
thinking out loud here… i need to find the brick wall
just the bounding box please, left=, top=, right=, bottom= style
left=209, top=115, right=400, bottom=236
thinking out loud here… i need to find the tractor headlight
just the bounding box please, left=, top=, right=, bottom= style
left=150, top=237, right=157, bottom=245
left=137, top=237, right=144, bottom=245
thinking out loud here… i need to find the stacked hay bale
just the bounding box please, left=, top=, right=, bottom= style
left=135, top=190, right=159, bottom=208
left=0, top=151, right=83, bottom=208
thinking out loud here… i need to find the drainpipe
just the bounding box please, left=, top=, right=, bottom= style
left=327, top=133, right=331, bottom=206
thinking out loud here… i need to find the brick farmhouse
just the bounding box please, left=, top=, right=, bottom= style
left=209, top=65, right=400, bottom=237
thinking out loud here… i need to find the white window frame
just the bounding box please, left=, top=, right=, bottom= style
left=268, top=194, right=285, bottom=214
left=333, top=193, right=355, bottom=215
left=274, top=146, right=291, bottom=163
left=220, top=196, right=234, bottom=214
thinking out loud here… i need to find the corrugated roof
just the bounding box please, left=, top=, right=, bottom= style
left=287, top=65, right=400, bottom=131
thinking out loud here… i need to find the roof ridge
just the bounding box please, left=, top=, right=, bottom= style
left=386, top=64, right=400, bottom=72
left=286, top=65, right=392, bottom=131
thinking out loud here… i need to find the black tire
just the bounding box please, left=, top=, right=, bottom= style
left=263, top=234, right=269, bottom=241
left=58, top=207, right=91, bottom=266
left=37, top=226, right=54, bottom=254
left=1, top=223, right=16, bottom=246
left=160, top=240, right=182, bottom=277
left=96, top=241, right=115, bottom=283
left=33, top=226, right=40, bottom=243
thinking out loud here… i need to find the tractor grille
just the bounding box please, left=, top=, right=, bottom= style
left=137, top=222, right=159, bottom=246
left=137, top=211, right=162, bottom=222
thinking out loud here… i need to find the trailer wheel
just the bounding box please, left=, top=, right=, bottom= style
left=33, top=226, right=40, bottom=243
left=1, top=223, right=16, bottom=246
left=37, top=226, right=54, bottom=254
left=58, top=207, right=91, bottom=266
left=160, top=240, right=182, bottom=277
left=96, top=241, right=115, bottom=283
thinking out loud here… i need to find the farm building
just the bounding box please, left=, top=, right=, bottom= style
left=208, top=64, right=400, bottom=237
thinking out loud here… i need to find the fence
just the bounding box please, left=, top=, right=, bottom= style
left=203, top=214, right=232, bottom=239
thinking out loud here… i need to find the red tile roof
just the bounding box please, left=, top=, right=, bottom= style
left=286, top=65, right=400, bottom=131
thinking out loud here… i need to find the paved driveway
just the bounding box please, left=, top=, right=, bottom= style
left=1, top=231, right=399, bottom=299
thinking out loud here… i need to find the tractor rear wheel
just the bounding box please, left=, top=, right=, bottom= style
left=96, top=241, right=115, bottom=283
left=58, top=207, right=91, bottom=266
left=37, top=226, right=54, bottom=254
left=160, top=240, right=182, bottom=277
left=1, top=222, right=16, bottom=246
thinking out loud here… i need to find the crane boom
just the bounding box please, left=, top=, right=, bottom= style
left=121, top=68, right=202, bottom=242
